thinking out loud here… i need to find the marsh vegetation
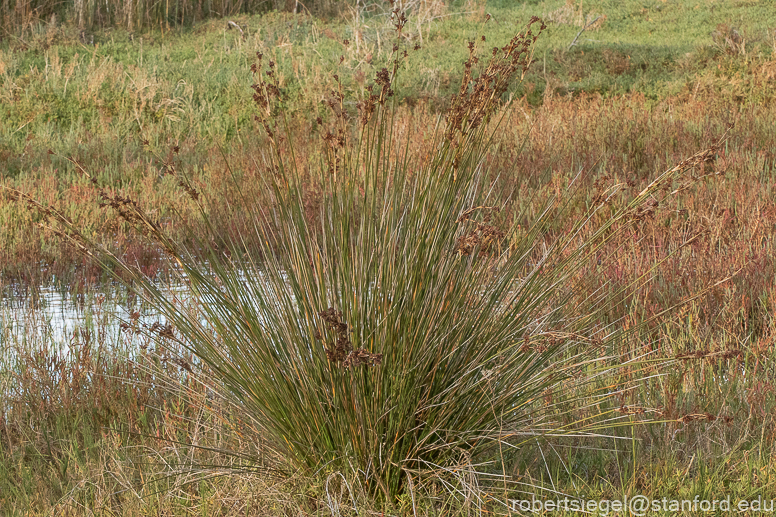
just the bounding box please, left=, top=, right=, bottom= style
left=2, top=1, right=776, bottom=515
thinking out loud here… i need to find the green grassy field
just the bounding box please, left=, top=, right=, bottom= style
left=2, top=0, right=776, bottom=515
left=1, top=0, right=775, bottom=284
left=1, top=0, right=774, bottom=282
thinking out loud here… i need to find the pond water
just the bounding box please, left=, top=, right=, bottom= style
left=0, top=267, right=279, bottom=358
left=0, top=281, right=190, bottom=356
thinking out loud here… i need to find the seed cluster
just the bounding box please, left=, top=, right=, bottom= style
left=445, top=17, right=546, bottom=147
left=315, top=308, right=383, bottom=369
left=455, top=205, right=505, bottom=256
left=250, top=53, right=282, bottom=143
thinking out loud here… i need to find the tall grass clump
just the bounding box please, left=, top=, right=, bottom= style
left=10, top=12, right=728, bottom=507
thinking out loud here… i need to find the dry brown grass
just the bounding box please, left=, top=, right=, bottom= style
left=4, top=92, right=774, bottom=321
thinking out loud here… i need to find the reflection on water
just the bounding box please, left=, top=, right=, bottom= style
left=0, top=282, right=193, bottom=355
left=0, top=268, right=273, bottom=356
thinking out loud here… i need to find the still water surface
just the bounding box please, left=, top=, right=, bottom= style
left=0, top=282, right=192, bottom=354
